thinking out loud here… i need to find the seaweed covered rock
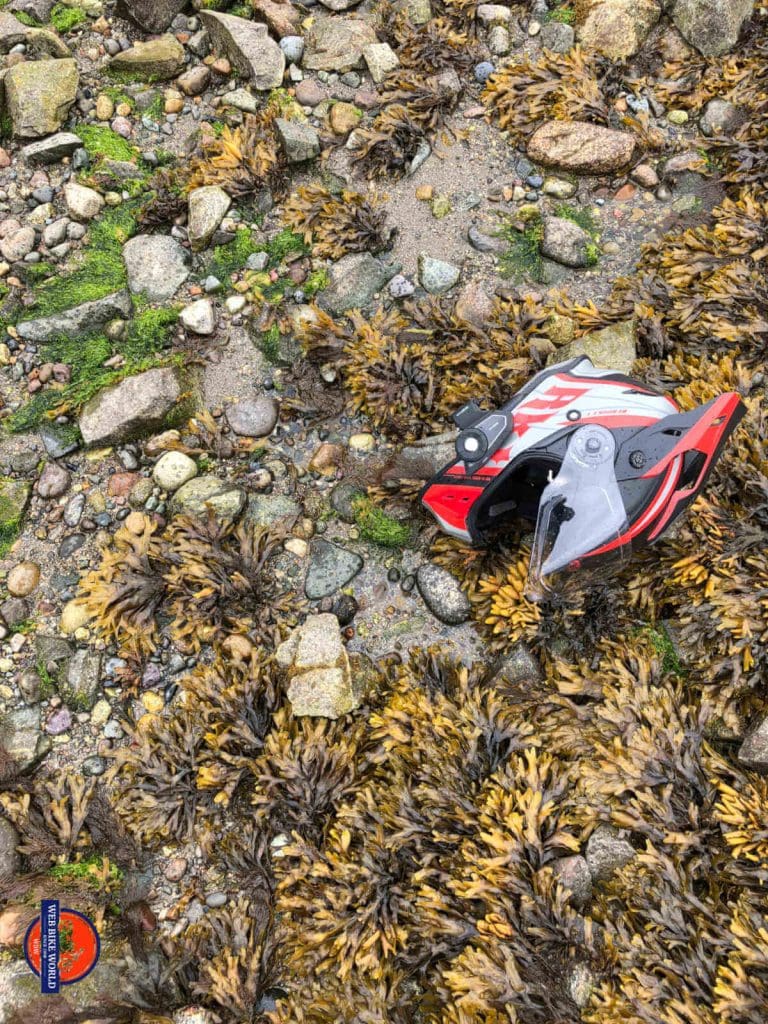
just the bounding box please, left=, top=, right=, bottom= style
left=528, top=120, right=636, bottom=173
left=16, top=291, right=132, bottom=343
left=109, top=35, right=186, bottom=80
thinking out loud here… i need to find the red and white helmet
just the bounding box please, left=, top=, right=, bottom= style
left=421, top=356, right=745, bottom=599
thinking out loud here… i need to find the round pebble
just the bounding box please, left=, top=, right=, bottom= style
left=152, top=451, right=198, bottom=492
left=7, top=561, right=40, bottom=597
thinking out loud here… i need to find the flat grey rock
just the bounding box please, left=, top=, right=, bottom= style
left=123, top=235, right=190, bottom=301
left=17, top=290, right=132, bottom=343
left=318, top=252, right=400, bottom=315
left=305, top=539, right=364, bottom=599
left=21, top=131, right=82, bottom=164
left=199, top=11, right=285, bottom=89
left=416, top=563, right=471, bottom=625
left=78, top=366, right=182, bottom=446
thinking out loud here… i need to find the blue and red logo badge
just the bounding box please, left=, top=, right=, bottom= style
left=24, top=901, right=100, bottom=993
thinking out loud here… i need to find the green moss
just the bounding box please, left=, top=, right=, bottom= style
left=0, top=115, right=12, bottom=140
left=0, top=478, right=29, bottom=557
left=13, top=10, right=40, bottom=25
left=352, top=497, right=411, bottom=548
left=7, top=304, right=179, bottom=434
left=23, top=204, right=138, bottom=320
left=23, top=261, right=55, bottom=284
left=498, top=219, right=544, bottom=282
left=268, top=228, right=308, bottom=264
left=36, top=660, right=55, bottom=700
left=76, top=124, right=139, bottom=165
left=259, top=322, right=281, bottom=363
left=638, top=624, right=684, bottom=676
left=585, top=241, right=600, bottom=267
left=547, top=4, right=575, bottom=24
left=49, top=854, right=123, bottom=888
left=101, top=86, right=134, bottom=110
left=554, top=203, right=599, bottom=237
left=208, top=228, right=261, bottom=281
left=144, top=93, right=165, bottom=125
left=50, top=3, right=87, bottom=32
left=303, top=268, right=329, bottom=297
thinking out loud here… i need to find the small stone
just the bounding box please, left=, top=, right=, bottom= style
left=187, top=186, right=232, bottom=252
left=585, top=824, right=636, bottom=882
left=153, top=451, right=198, bottom=491
left=0, top=706, right=49, bottom=769
left=142, top=691, right=165, bottom=713
left=280, top=35, right=304, bottom=63
left=488, top=25, right=510, bottom=55
left=454, top=281, right=494, bottom=327
left=667, top=108, right=689, bottom=125
left=476, top=4, right=510, bottom=24
left=90, top=699, right=111, bottom=727
left=349, top=432, right=375, bottom=451
left=318, top=252, right=400, bottom=315
left=165, top=857, right=188, bottom=882
left=123, top=235, right=190, bottom=301
left=60, top=599, right=89, bottom=635
left=177, top=64, right=210, bottom=96
left=180, top=298, right=216, bottom=335
left=540, top=20, right=574, bottom=52
left=0, top=905, right=36, bottom=945
left=528, top=18, right=541, bottom=35
left=389, top=273, right=415, bottom=298
left=226, top=295, right=246, bottom=314
left=630, top=163, right=659, bottom=188
left=0, top=817, right=20, bottom=879
left=225, top=396, right=279, bottom=437
left=700, top=98, right=741, bottom=137
left=205, top=891, right=228, bottom=908
left=552, top=319, right=637, bottom=375
left=416, top=563, right=471, bottom=625
left=79, top=367, right=182, bottom=446
left=95, top=94, right=115, bottom=120
left=542, top=177, right=577, bottom=199
left=528, top=120, right=636, bottom=174
left=221, top=87, right=259, bottom=113
left=46, top=706, right=72, bottom=736
left=305, top=539, right=364, bottom=599
left=7, top=561, right=40, bottom=597
left=172, top=475, right=246, bottom=519
left=329, top=101, right=362, bottom=135
left=199, top=11, right=285, bottom=89
left=569, top=964, right=594, bottom=1008
left=474, top=61, right=495, bottom=83
left=418, top=253, right=461, bottom=294
left=109, top=34, right=186, bottom=80
left=294, top=79, right=326, bottom=106
left=541, top=215, right=593, bottom=268
left=0, top=225, right=34, bottom=262
left=467, top=224, right=506, bottom=254
left=275, top=117, right=320, bottom=162
left=5, top=58, right=78, bottom=139
left=363, top=42, right=399, bottom=83
left=737, top=715, right=768, bottom=770
left=302, top=16, right=378, bottom=74
left=552, top=854, right=592, bottom=906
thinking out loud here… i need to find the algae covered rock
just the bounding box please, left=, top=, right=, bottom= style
left=117, top=0, right=187, bottom=32
left=109, top=34, right=186, bottom=80
left=17, top=291, right=133, bottom=343
left=551, top=320, right=637, bottom=376
left=5, top=58, right=78, bottom=139
left=670, top=0, right=752, bottom=56
left=171, top=475, right=246, bottom=520
left=0, top=478, right=29, bottom=555
left=576, top=0, right=661, bottom=59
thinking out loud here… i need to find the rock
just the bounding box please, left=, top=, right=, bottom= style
left=630, top=163, right=659, bottom=188
left=488, top=25, right=510, bottom=55
left=188, top=186, right=232, bottom=252
left=0, top=706, right=49, bottom=770
left=541, top=216, right=593, bottom=268
left=540, top=20, right=574, bottom=52
left=37, top=462, right=70, bottom=499
left=552, top=320, right=637, bottom=376
left=109, top=35, right=186, bottom=80
left=180, top=299, right=216, bottom=336
left=418, top=254, right=461, bottom=294
left=177, top=65, right=211, bottom=97
left=123, top=235, right=190, bottom=301
left=5, top=58, right=78, bottom=139
left=474, top=61, right=495, bottom=83
left=275, top=118, right=320, bottom=162
left=330, top=101, right=362, bottom=136
left=221, top=87, right=259, bottom=113
left=585, top=824, right=636, bottom=882
left=454, top=281, right=494, bottom=327
left=59, top=649, right=102, bottom=711
left=64, top=182, right=104, bottom=222
left=305, top=538, right=364, bottom=599
left=542, top=177, right=577, bottom=199
left=0, top=818, right=19, bottom=879
left=7, top=562, right=39, bottom=597
left=172, top=475, right=246, bottom=519
left=528, top=120, right=636, bottom=174
left=60, top=599, right=89, bottom=635
left=303, top=16, right=378, bottom=74
left=153, top=451, right=198, bottom=491
left=35, top=635, right=72, bottom=684
left=78, top=366, right=182, bottom=446
left=1, top=596, right=28, bottom=628
left=280, top=35, right=304, bottom=62
left=399, top=0, right=431, bottom=24
left=467, top=223, right=507, bottom=254
left=667, top=109, right=688, bottom=126
left=245, top=493, right=300, bottom=527
left=363, top=42, right=399, bottom=83
left=329, top=481, right=365, bottom=521
left=20, top=132, right=82, bottom=164
left=225, top=397, right=278, bottom=437
left=493, top=642, right=543, bottom=684
left=569, top=964, right=594, bottom=1008
left=318, top=252, right=400, bottom=315
left=278, top=613, right=360, bottom=718
left=117, top=0, right=187, bottom=33
left=477, top=4, right=510, bottom=24
left=0, top=10, right=69, bottom=56
left=670, top=0, right=752, bottom=56
left=9, top=0, right=54, bottom=21
left=0, top=479, right=29, bottom=551
left=737, top=715, right=768, bottom=770
left=0, top=226, right=34, bottom=262
left=46, top=707, right=72, bottom=735
left=416, top=563, right=471, bottom=625
left=389, top=273, right=415, bottom=298
left=552, top=855, right=592, bottom=906
left=576, top=0, right=660, bottom=59
left=17, top=290, right=133, bottom=343
left=294, top=79, right=326, bottom=106
left=199, top=12, right=285, bottom=89
left=700, top=98, right=742, bottom=137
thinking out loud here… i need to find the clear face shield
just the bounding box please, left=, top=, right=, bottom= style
left=526, top=425, right=630, bottom=601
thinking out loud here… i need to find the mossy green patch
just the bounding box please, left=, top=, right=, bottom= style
left=352, top=497, right=411, bottom=548
left=258, top=322, right=281, bottom=363
left=76, top=124, right=140, bottom=165
left=547, top=3, right=575, bottom=24
left=498, top=218, right=544, bottom=282
left=23, top=204, right=138, bottom=320
left=50, top=3, right=87, bottom=32
left=268, top=228, right=308, bottom=265
left=554, top=203, right=599, bottom=238
left=13, top=10, right=40, bottom=25
left=0, top=477, right=30, bottom=557
left=208, top=228, right=261, bottom=281
left=585, top=241, right=600, bottom=266
left=49, top=854, right=123, bottom=888
left=7, top=304, right=179, bottom=434
left=101, top=86, right=134, bottom=110
left=143, top=93, right=165, bottom=124
left=303, top=268, right=329, bottom=297
left=639, top=623, right=684, bottom=676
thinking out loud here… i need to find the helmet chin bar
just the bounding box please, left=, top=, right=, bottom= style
left=526, top=425, right=629, bottom=602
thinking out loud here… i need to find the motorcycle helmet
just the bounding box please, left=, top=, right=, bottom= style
left=421, top=356, right=745, bottom=600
